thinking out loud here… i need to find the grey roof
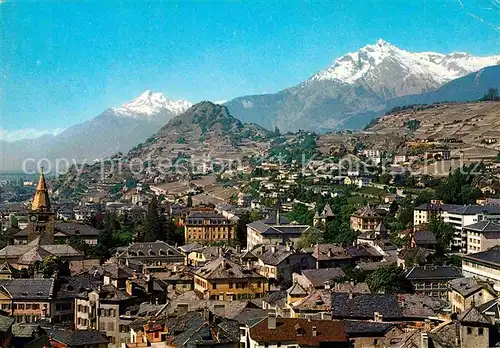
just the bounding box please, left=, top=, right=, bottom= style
left=48, top=329, right=109, bottom=346
left=413, top=230, right=437, bottom=245
left=167, top=311, right=240, bottom=347
left=464, top=220, right=500, bottom=233
left=178, top=242, right=204, bottom=253
left=404, top=265, right=462, bottom=281
left=398, top=248, right=434, bottom=264
left=356, top=261, right=394, bottom=272
left=287, top=282, right=308, bottom=296
left=15, top=222, right=100, bottom=237
left=458, top=306, right=493, bottom=325
left=313, top=244, right=351, bottom=261
left=263, top=291, right=287, bottom=305
left=292, top=289, right=331, bottom=312
left=343, top=320, right=395, bottom=336
left=448, top=277, right=494, bottom=298
left=233, top=308, right=268, bottom=325
left=0, top=243, right=82, bottom=263
left=258, top=245, right=305, bottom=266
left=448, top=205, right=500, bottom=215
left=414, top=203, right=463, bottom=212
left=332, top=293, right=403, bottom=320
left=117, top=240, right=184, bottom=259
left=0, top=278, right=54, bottom=300
left=195, top=257, right=264, bottom=280
left=462, top=246, right=500, bottom=267
left=246, top=215, right=308, bottom=237
left=300, top=268, right=346, bottom=288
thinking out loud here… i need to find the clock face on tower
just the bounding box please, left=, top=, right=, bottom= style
left=29, top=215, right=37, bottom=222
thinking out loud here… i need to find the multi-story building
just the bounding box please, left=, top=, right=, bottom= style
left=184, top=211, right=235, bottom=243
left=413, top=201, right=462, bottom=226
left=462, top=247, right=500, bottom=289
left=116, top=241, right=184, bottom=274
left=448, top=278, right=496, bottom=314
left=246, top=212, right=312, bottom=250
left=465, top=221, right=500, bottom=254
left=350, top=205, right=382, bottom=232
left=245, top=316, right=349, bottom=348
left=404, top=265, right=462, bottom=299
left=13, top=222, right=100, bottom=245
left=193, top=256, right=268, bottom=301
left=254, top=244, right=315, bottom=284
left=0, top=278, right=55, bottom=323
left=443, top=205, right=500, bottom=251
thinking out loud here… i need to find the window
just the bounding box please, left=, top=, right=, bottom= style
left=479, top=328, right=484, bottom=336
left=213, top=283, right=217, bottom=290
left=467, top=327, right=472, bottom=335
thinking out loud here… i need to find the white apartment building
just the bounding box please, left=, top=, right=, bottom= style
left=443, top=205, right=500, bottom=252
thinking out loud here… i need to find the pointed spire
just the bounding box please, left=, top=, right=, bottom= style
left=32, top=167, right=51, bottom=212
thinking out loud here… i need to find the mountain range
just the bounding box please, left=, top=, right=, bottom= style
left=224, top=39, right=500, bottom=131
left=2, top=39, right=499, bottom=172
left=1, top=91, right=193, bottom=172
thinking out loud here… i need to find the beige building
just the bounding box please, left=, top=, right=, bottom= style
left=184, top=211, right=235, bottom=243
left=0, top=278, right=54, bottom=323
left=350, top=205, right=382, bottom=232
left=465, top=221, right=500, bottom=254
left=448, top=278, right=496, bottom=314
left=193, top=256, right=268, bottom=301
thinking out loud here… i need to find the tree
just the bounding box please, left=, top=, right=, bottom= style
left=480, top=88, right=500, bottom=101
left=34, top=256, right=69, bottom=278
left=366, top=266, right=412, bottom=294
left=296, top=226, right=323, bottom=249
left=427, top=217, right=455, bottom=255
left=435, top=165, right=482, bottom=205
left=144, top=196, right=164, bottom=242
left=286, top=204, right=314, bottom=225
left=187, top=195, right=193, bottom=208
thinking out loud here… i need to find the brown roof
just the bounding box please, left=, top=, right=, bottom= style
left=312, top=244, right=351, bottom=261
left=352, top=205, right=380, bottom=218
left=249, top=317, right=347, bottom=345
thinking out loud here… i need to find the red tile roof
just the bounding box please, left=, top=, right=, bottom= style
left=249, top=317, right=348, bottom=346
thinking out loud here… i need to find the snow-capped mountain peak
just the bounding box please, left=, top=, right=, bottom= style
left=111, top=90, right=193, bottom=120
left=310, top=39, right=500, bottom=85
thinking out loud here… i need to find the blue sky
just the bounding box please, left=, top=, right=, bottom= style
left=1, top=0, right=499, bottom=141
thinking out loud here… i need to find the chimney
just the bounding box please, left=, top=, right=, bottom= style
left=348, top=291, right=353, bottom=300
left=261, top=245, right=266, bottom=255
left=267, top=313, right=277, bottom=330
left=324, top=281, right=331, bottom=290
left=421, top=332, right=429, bottom=348
left=236, top=245, right=241, bottom=254
left=271, top=246, right=276, bottom=254
left=424, top=319, right=431, bottom=331
left=203, top=307, right=210, bottom=321
left=312, top=326, right=317, bottom=337
left=285, top=242, right=292, bottom=252
left=374, top=312, right=383, bottom=322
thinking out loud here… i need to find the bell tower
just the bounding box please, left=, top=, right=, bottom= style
left=27, top=168, right=55, bottom=244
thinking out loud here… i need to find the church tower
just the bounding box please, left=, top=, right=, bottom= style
left=27, top=168, right=55, bottom=244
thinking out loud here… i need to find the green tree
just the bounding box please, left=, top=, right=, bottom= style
left=427, top=217, right=455, bottom=255
left=187, top=195, right=193, bottom=208
left=296, top=226, right=324, bottom=249
left=435, top=165, right=482, bottom=204
left=480, top=88, right=500, bottom=101
left=144, top=196, right=164, bottom=242
left=366, top=266, right=412, bottom=293
left=286, top=203, right=314, bottom=225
